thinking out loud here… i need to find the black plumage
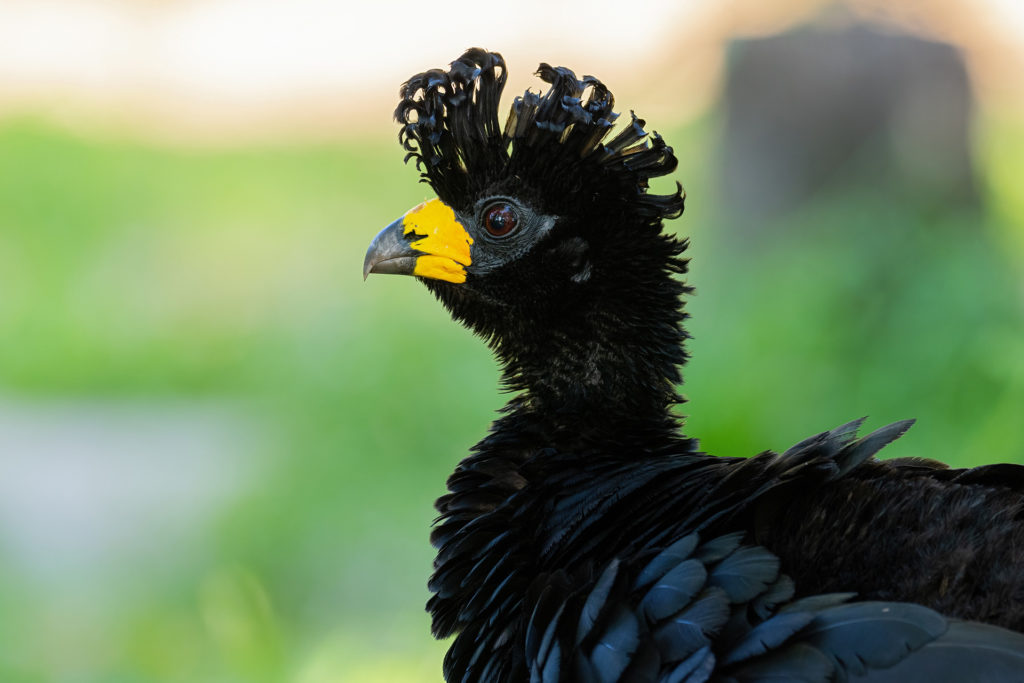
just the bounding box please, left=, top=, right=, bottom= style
left=364, top=49, right=1024, bottom=681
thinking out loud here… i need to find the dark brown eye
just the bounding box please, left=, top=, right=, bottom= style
left=483, top=203, right=518, bottom=237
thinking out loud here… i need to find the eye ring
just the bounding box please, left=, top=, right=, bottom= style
left=482, top=202, right=519, bottom=238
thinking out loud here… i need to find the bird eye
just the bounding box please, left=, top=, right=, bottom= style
left=483, top=203, right=518, bottom=238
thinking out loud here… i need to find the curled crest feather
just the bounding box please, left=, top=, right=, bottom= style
left=395, top=48, right=685, bottom=222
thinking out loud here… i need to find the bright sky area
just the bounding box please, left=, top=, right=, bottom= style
left=1, top=0, right=1022, bottom=142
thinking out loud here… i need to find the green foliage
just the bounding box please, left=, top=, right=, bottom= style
left=0, top=117, right=1021, bottom=681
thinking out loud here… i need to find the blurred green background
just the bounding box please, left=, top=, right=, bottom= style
left=1, top=1, right=1024, bottom=682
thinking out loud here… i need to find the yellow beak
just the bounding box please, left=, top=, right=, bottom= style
left=363, top=199, right=474, bottom=284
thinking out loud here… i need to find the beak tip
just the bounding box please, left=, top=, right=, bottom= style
left=364, top=217, right=418, bottom=280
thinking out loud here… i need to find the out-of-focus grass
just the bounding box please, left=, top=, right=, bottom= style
left=684, top=191, right=1024, bottom=461
left=0, top=119, right=494, bottom=681
left=983, top=113, right=1024, bottom=264
left=0, top=115, right=1022, bottom=681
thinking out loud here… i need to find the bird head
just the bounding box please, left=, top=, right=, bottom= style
left=365, top=49, right=690, bottom=422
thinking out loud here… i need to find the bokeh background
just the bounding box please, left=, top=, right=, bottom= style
left=1, top=0, right=1023, bottom=681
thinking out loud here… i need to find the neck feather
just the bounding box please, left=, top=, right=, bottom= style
left=494, top=241, right=693, bottom=448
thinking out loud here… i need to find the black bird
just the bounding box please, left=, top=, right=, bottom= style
left=364, top=49, right=1024, bottom=682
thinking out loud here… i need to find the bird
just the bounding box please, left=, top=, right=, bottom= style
left=363, top=48, right=1024, bottom=682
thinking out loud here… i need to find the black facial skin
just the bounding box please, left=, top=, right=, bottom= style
left=455, top=195, right=556, bottom=276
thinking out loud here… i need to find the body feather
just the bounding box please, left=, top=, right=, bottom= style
left=366, top=49, right=1024, bottom=681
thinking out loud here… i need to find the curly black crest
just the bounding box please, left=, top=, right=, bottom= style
left=395, top=48, right=684, bottom=220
